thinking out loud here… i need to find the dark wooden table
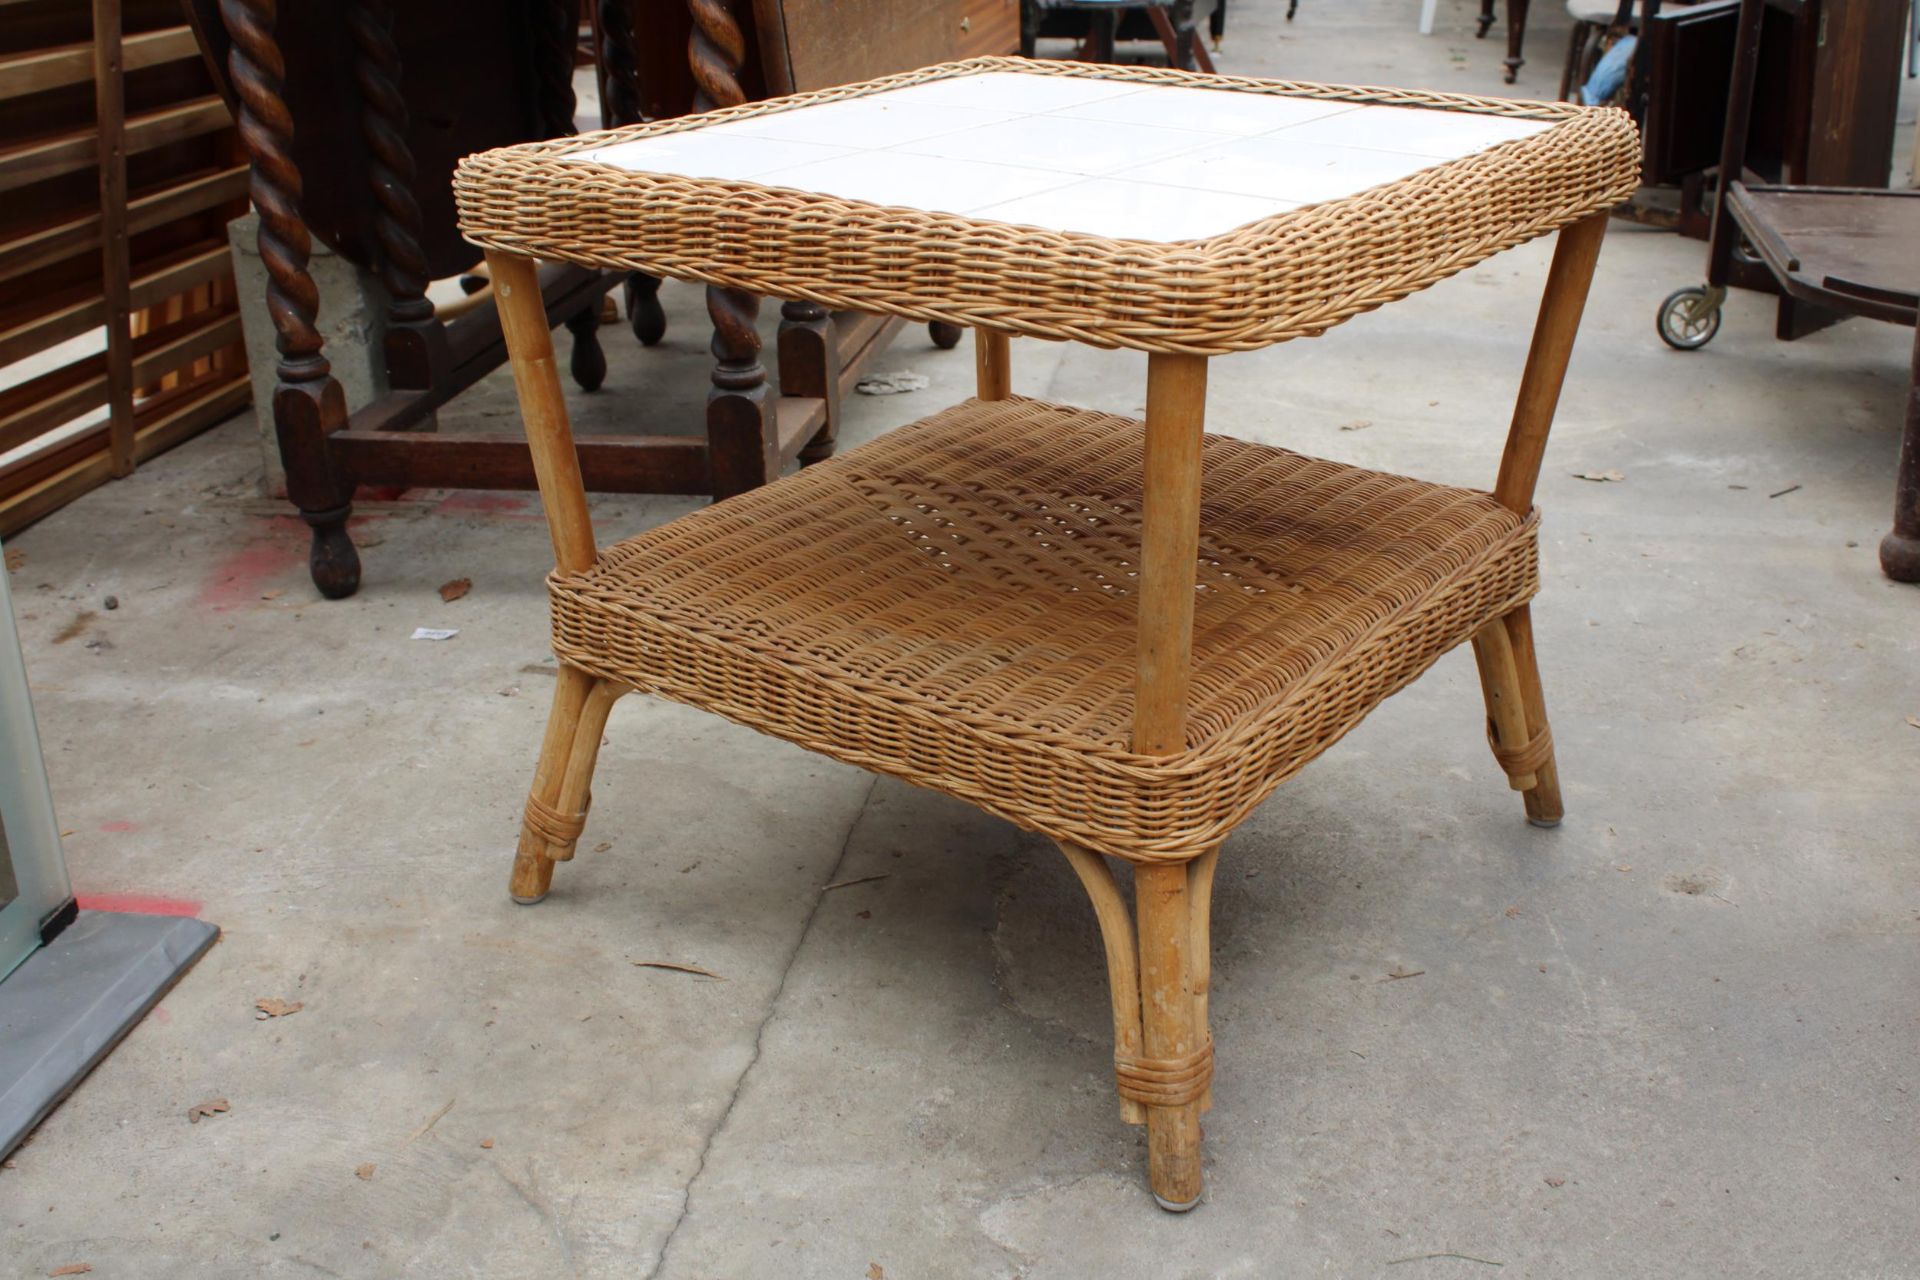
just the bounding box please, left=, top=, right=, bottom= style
left=1726, top=185, right=1920, bottom=581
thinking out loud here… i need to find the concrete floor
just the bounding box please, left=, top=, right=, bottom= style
left=5, top=2, right=1919, bottom=1276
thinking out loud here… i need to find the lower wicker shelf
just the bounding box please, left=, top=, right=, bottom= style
left=547, top=394, right=1540, bottom=860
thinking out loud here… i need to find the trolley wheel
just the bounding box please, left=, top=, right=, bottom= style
left=1657, top=286, right=1722, bottom=350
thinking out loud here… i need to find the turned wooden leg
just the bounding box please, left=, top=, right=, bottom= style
left=625, top=274, right=666, bottom=346
left=706, top=284, right=777, bottom=500
left=566, top=303, right=607, bottom=392
left=224, top=0, right=361, bottom=599
left=1083, top=8, right=1118, bottom=61
left=1879, top=321, right=1920, bottom=583
left=1133, top=860, right=1209, bottom=1211
left=779, top=299, right=840, bottom=465
left=1504, top=0, right=1530, bottom=83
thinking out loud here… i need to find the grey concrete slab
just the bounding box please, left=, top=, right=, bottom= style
left=1, top=1, right=1916, bottom=1275
left=0, top=912, right=218, bottom=1160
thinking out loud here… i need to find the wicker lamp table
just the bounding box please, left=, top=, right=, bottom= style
left=455, top=58, right=1638, bottom=1211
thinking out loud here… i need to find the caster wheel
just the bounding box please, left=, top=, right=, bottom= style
left=1657, top=286, right=1722, bottom=351
left=927, top=320, right=963, bottom=350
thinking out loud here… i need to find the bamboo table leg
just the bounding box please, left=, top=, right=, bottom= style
left=975, top=328, right=1011, bottom=401
left=1130, top=351, right=1212, bottom=1211
left=1476, top=211, right=1607, bottom=827
left=490, top=249, right=626, bottom=902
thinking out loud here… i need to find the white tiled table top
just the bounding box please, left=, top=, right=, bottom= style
left=565, top=71, right=1552, bottom=243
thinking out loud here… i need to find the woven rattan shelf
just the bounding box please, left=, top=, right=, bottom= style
left=548, top=395, right=1538, bottom=861
left=460, top=56, right=1634, bottom=1213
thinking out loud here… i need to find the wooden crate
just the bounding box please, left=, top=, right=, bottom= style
left=0, top=0, right=249, bottom=536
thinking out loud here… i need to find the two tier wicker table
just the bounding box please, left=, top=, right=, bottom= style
left=454, top=57, right=1638, bottom=1211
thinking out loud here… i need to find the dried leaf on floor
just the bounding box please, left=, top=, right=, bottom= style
left=1571, top=469, right=1625, bottom=483
left=631, top=960, right=725, bottom=980
left=254, top=998, right=304, bottom=1019
left=1904, top=716, right=1919, bottom=730
left=480, top=1138, right=495, bottom=1150
left=4, top=547, right=25, bottom=571
left=867, top=1265, right=886, bottom=1280
left=187, top=1098, right=229, bottom=1124
left=438, top=577, right=472, bottom=603
left=356, top=1163, right=376, bottom=1181
left=1504, top=906, right=1521, bottom=919
left=1380, top=968, right=1425, bottom=982
left=1544, top=1175, right=1566, bottom=1188
left=260, top=589, right=284, bottom=601
left=1338, top=419, right=1372, bottom=432
left=593, top=841, right=612, bottom=853
left=48, top=1265, right=92, bottom=1277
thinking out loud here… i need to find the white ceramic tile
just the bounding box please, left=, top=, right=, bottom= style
left=891, top=114, right=1228, bottom=176
left=867, top=70, right=1152, bottom=114
left=972, top=178, right=1290, bottom=242
left=1050, top=85, right=1361, bottom=136
left=753, top=150, right=1074, bottom=216
left=1112, top=137, right=1435, bottom=205
left=571, top=131, right=853, bottom=181
left=1276, top=103, right=1551, bottom=158
left=702, top=97, right=1017, bottom=148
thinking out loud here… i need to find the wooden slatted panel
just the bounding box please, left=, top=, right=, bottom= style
left=0, top=0, right=249, bottom=537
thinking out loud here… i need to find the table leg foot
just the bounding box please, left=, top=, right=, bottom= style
left=1473, top=605, right=1564, bottom=825
left=1880, top=531, right=1920, bottom=582
left=1132, top=860, right=1210, bottom=1212
left=512, top=669, right=626, bottom=903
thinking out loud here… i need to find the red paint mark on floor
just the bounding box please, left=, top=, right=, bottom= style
left=100, top=820, right=136, bottom=832
left=76, top=892, right=203, bottom=917
left=195, top=518, right=307, bottom=611
left=433, top=491, right=541, bottom=519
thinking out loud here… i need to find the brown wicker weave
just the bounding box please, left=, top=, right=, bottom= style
left=455, top=57, right=1640, bottom=356
left=548, top=395, right=1538, bottom=862
left=465, top=58, right=1633, bottom=1213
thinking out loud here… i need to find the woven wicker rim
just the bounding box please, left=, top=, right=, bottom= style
left=455, top=57, right=1641, bottom=354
